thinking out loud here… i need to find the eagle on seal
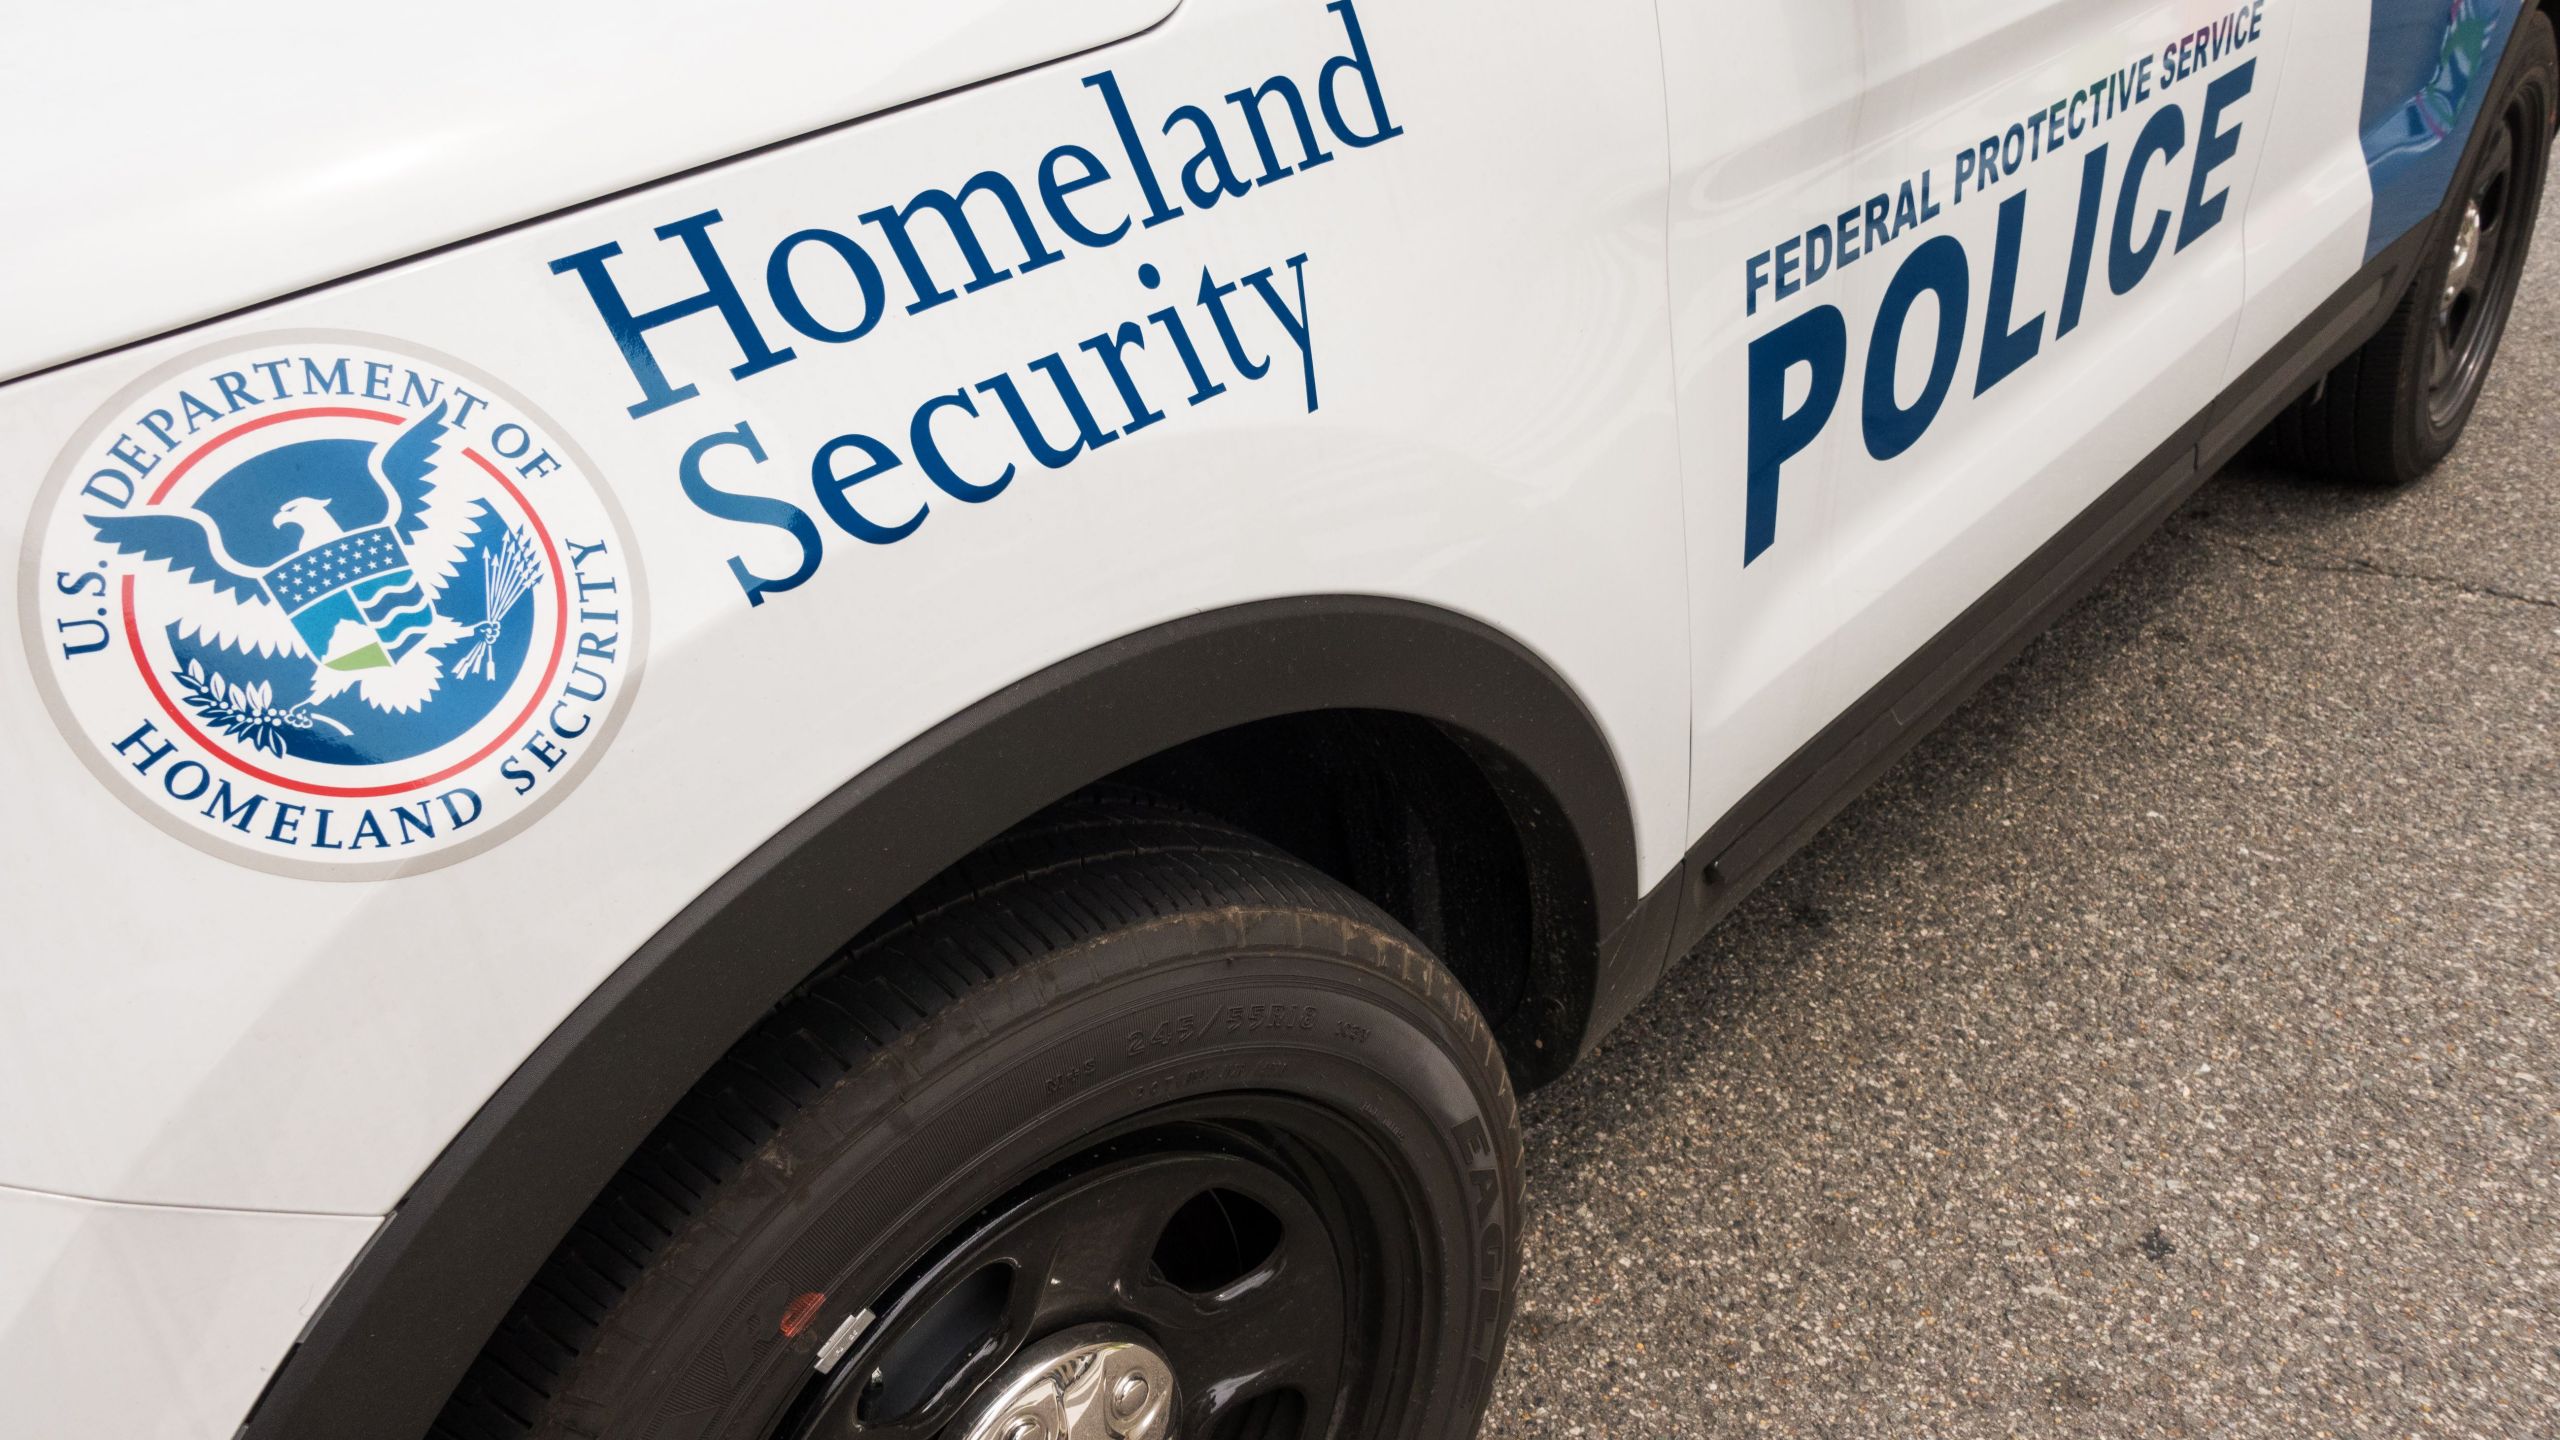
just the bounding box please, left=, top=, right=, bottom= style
left=86, top=401, right=507, bottom=715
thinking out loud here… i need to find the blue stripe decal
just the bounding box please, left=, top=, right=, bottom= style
left=2364, top=0, right=2525, bottom=258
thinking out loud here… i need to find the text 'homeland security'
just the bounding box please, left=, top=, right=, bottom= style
left=552, top=0, right=1398, bottom=607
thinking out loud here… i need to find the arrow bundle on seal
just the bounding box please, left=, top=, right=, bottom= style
left=452, top=525, right=544, bottom=681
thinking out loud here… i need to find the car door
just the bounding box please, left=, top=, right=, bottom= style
left=1659, top=0, right=2282, bottom=833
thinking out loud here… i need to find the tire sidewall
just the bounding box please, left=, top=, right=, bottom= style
left=546, top=903, right=1522, bottom=1440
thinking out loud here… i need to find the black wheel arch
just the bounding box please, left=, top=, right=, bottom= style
left=242, top=594, right=1647, bottom=1440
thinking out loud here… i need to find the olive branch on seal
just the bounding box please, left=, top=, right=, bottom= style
left=171, top=658, right=352, bottom=756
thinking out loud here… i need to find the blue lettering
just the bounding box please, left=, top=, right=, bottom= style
left=858, top=172, right=1068, bottom=314
left=2111, top=103, right=2187, bottom=295
left=1038, top=143, right=1130, bottom=247
left=765, top=228, right=888, bottom=344
left=1975, top=191, right=2045, bottom=395
left=550, top=211, right=797, bottom=419
left=810, top=432, right=926, bottom=544
left=2178, top=60, right=2254, bottom=252
left=1743, top=305, right=1847, bottom=564
left=677, top=423, right=822, bottom=607
left=1863, top=235, right=1968, bottom=462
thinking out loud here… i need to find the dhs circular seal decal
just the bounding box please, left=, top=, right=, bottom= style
left=22, top=333, right=645, bottom=876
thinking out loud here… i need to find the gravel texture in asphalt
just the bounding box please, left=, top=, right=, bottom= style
left=1484, top=192, right=2560, bottom=1435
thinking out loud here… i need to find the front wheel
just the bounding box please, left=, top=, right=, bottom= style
left=2260, top=11, right=2555, bottom=486
left=433, top=790, right=1523, bottom=1440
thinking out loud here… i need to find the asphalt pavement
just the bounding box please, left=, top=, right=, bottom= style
left=1484, top=193, right=2560, bottom=1437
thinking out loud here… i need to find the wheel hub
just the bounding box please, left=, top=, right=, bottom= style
left=951, top=1326, right=1177, bottom=1440
left=2442, top=199, right=2483, bottom=316
left=767, top=1119, right=1396, bottom=1440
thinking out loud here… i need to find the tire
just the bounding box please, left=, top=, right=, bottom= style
left=2259, top=11, right=2556, bottom=486
left=431, top=788, right=1523, bottom=1440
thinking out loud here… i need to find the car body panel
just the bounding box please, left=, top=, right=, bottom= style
left=0, top=1, right=2531, bottom=1435
left=0, top=0, right=1182, bottom=384
left=0, top=0, right=1691, bottom=1213
left=0, top=1182, right=378, bottom=1439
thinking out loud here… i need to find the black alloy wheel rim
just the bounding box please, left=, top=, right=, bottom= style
left=2426, top=86, right=2546, bottom=428
left=764, top=1099, right=1432, bottom=1440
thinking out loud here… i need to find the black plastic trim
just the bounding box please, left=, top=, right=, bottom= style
left=237, top=596, right=1637, bottom=1440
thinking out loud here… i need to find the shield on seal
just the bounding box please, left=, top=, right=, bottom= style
left=261, top=523, right=437, bottom=672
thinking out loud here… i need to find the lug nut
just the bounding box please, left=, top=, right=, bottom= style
left=1001, top=1415, right=1046, bottom=1440
left=1111, top=1372, right=1150, bottom=1416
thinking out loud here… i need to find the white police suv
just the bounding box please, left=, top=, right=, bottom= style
left=4, top=2, right=2550, bottom=1436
